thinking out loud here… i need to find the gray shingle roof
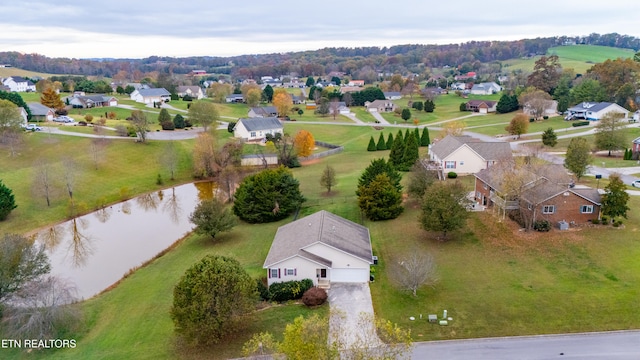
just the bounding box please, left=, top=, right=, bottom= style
left=567, top=102, right=614, bottom=112
left=238, top=117, right=282, bottom=132
left=27, top=102, right=53, bottom=116
left=138, top=88, right=171, bottom=96
left=430, top=135, right=511, bottom=161
left=263, top=210, right=373, bottom=268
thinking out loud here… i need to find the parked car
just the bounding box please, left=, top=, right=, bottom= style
left=22, top=123, right=43, bottom=131
left=632, top=180, right=640, bottom=188
left=54, top=116, right=74, bottom=123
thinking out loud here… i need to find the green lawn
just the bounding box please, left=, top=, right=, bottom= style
left=502, top=45, right=635, bottom=74
left=4, top=93, right=640, bottom=359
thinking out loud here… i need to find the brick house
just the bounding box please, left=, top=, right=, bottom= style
left=474, top=164, right=601, bottom=226
left=466, top=100, right=497, bottom=113
left=632, top=136, right=640, bottom=153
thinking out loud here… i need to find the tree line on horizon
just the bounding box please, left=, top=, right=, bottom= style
left=0, top=33, right=638, bottom=78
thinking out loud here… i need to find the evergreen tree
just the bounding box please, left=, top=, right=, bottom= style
left=356, top=158, right=402, bottom=194
left=158, top=108, right=171, bottom=124
left=389, top=130, right=405, bottom=167
left=173, top=114, right=185, bottom=129
left=0, top=179, right=17, bottom=221
left=413, top=128, right=420, bottom=143
left=420, top=127, right=430, bottom=146
left=376, top=133, right=387, bottom=150
left=401, top=130, right=420, bottom=171
left=357, top=174, right=404, bottom=221
left=496, top=93, right=518, bottom=113
left=423, top=99, right=435, bottom=112
left=553, top=78, right=571, bottom=113
left=262, top=85, right=274, bottom=102
left=305, top=77, right=315, bottom=87
left=541, top=127, right=557, bottom=147
left=367, top=136, right=377, bottom=151
left=401, top=108, right=411, bottom=122
left=404, top=128, right=411, bottom=142
left=386, top=133, right=394, bottom=150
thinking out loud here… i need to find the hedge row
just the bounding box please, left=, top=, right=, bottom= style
left=258, top=278, right=314, bottom=302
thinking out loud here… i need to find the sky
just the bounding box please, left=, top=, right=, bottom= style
left=1, top=1, right=639, bottom=59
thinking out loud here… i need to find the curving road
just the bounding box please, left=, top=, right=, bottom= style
left=411, top=330, right=640, bottom=359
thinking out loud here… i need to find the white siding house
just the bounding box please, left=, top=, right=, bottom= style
left=233, top=117, right=283, bottom=141
left=130, top=88, right=171, bottom=104
left=263, top=211, right=374, bottom=287
left=428, top=135, right=512, bottom=175
left=2, top=76, right=36, bottom=92
left=566, top=102, right=629, bottom=121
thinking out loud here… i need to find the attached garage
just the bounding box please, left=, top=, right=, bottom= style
left=331, top=268, right=369, bottom=283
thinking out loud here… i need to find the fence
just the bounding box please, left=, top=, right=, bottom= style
left=299, top=141, right=344, bottom=162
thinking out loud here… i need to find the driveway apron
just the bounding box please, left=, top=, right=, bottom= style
left=328, top=282, right=381, bottom=349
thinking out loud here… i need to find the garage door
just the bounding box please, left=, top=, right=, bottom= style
left=331, top=268, right=369, bottom=283
left=109, top=100, right=117, bottom=106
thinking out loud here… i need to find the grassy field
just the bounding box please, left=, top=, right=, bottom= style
left=3, top=77, right=640, bottom=358
left=0, top=67, right=65, bottom=79
left=502, top=45, right=635, bottom=74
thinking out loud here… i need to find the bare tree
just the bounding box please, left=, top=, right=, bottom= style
left=89, top=137, right=107, bottom=170
left=0, top=99, right=24, bottom=157
left=3, top=276, right=81, bottom=339
left=159, top=142, right=179, bottom=180
left=62, top=158, right=77, bottom=200
left=320, top=165, right=337, bottom=193
left=329, top=99, right=341, bottom=120
left=32, top=159, right=57, bottom=207
left=519, top=88, right=553, bottom=120
left=130, top=110, right=150, bottom=143
left=389, top=252, right=438, bottom=296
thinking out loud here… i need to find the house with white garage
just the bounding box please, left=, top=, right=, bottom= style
left=263, top=210, right=374, bottom=288
left=470, top=82, right=501, bottom=95
left=27, top=102, right=55, bottom=121
left=233, top=117, right=283, bottom=141
left=428, top=135, right=512, bottom=175
left=130, top=88, right=171, bottom=104
left=566, top=102, right=628, bottom=121
left=248, top=106, right=278, bottom=118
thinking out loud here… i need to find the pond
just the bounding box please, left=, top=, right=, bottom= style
left=36, top=182, right=217, bottom=301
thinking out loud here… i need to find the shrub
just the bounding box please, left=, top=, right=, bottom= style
left=543, top=115, right=549, bottom=120
left=533, top=220, right=551, bottom=232
left=107, top=111, right=117, bottom=119
left=126, top=126, right=137, bottom=137
left=459, top=102, right=467, bottom=111
left=183, top=94, right=193, bottom=102
left=572, top=121, right=590, bottom=127
left=447, top=171, right=458, bottom=179
left=170, top=93, right=179, bottom=101
left=297, top=109, right=304, bottom=115
left=529, top=118, right=535, bottom=123
left=601, top=216, right=609, bottom=224
left=256, top=278, right=270, bottom=301
left=161, top=120, right=175, bottom=130
left=268, top=279, right=314, bottom=302
left=613, top=220, right=623, bottom=227
left=591, top=219, right=600, bottom=225
left=227, top=121, right=236, bottom=133
left=302, top=287, right=328, bottom=307
left=84, top=114, right=94, bottom=122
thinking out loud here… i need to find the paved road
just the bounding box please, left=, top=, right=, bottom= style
left=411, top=330, right=640, bottom=360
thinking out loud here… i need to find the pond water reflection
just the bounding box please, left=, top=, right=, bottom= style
left=37, top=182, right=215, bottom=300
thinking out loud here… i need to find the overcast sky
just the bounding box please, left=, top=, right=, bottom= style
left=1, top=1, right=639, bottom=59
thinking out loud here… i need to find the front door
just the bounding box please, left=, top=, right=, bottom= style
left=317, top=268, right=327, bottom=278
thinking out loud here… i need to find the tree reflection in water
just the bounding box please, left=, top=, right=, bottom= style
left=66, top=218, right=93, bottom=268
left=38, top=224, right=66, bottom=251
left=136, top=191, right=161, bottom=211
left=94, top=205, right=113, bottom=223
left=120, top=202, right=131, bottom=215
left=162, top=188, right=183, bottom=224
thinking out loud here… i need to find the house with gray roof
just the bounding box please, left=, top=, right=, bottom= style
left=27, top=102, right=55, bottom=121
left=2, top=76, right=36, bottom=92
left=248, top=106, right=278, bottom=118
left=176, top=85, right=204, bottom=99
left=263, top=210, right=374, bottom=287
left=470, top=82, right=502, bottom=95
left=233, top=117, right=283, bottom=141
left=225, top=93, right=244, bottom=103
left=67, top=94, right=118, bottom=108
left=566, top=102, right=628, bottom=121
left=428, top=135, right=512, bottom=175
left=383, top=91, right=402, bottom=100
left=130, top=88, right=171, bottom=104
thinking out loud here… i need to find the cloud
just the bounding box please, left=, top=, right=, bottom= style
left=1, top=0, right=639, bottom=58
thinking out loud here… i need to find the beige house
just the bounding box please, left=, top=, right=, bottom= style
left=365, top=99, right=397, bottom=113
left=263, top=211, right=374, bottom=287
left=176, top=86, right=204, bottom=99
left=428, top=135, right=512, bottom=175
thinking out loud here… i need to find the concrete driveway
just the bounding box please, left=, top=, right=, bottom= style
left=328, top=282, right=381, bottom=349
